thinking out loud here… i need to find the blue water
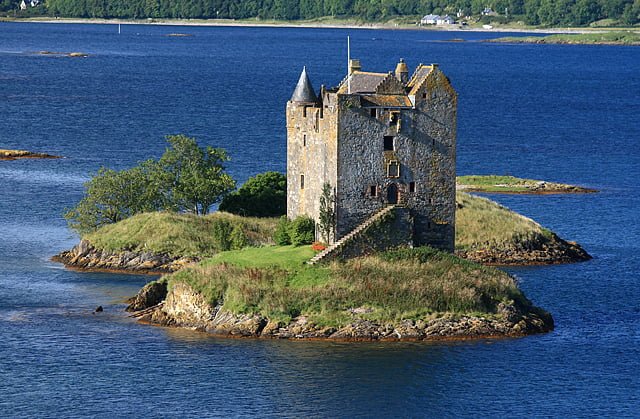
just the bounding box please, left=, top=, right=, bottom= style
left=1, top=22, right=639, bottom=417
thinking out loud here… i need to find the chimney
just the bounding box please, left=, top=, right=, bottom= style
left=395, top=58, right=409, bottom=84
left=348, top=59, right=361, bottom=74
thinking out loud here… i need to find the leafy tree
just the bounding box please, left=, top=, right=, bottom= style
left=64, top=161, right=165, bottom=234
left=219, top=171, right=286, bottom=217
left=318, top=182, right=336, bottom=244
left=158, top=135, right=236, bottom=215
left=65, top=134, right=235, bottom=234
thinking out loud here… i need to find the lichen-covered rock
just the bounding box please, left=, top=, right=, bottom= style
left=126, top=281, right=167, bottom=312
left=456, top=233, right=591, bottom=265
left=135, top=281, right=554, bottom=342
left=52, top=240, right=197, bottom=274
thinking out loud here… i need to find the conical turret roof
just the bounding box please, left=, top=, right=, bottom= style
left=290, top=66, right=318, bottom=104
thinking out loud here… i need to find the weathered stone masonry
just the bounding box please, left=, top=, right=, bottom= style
left=287, top=59, right=457, bottom=252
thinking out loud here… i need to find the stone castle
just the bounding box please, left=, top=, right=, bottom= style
left=286, top=58, right=457, bottom=253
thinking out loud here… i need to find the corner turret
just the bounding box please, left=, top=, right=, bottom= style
left=290, top=66, right=318, bottom=104
left=395, top=58, right=409, bottom=84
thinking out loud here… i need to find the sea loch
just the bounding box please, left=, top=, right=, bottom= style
left=0, top=22, right=639, bottom=416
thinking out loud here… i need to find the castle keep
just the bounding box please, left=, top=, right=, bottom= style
left=287, top=58, right=457, bottom=252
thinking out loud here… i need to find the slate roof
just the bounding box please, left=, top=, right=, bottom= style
left=290, top=67, right=318, bottom=104
left=407, top=64, right=434, bottom=95
left=338, top=71, right=388, bottom=94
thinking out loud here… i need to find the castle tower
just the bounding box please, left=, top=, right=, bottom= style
left=286, top=59, right=457, bottom=251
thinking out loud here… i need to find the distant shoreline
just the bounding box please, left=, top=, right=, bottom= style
left=3, top=17, right=629, bottom=35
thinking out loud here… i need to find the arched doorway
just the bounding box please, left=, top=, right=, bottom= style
left=387, top=183, right=398, bottom=204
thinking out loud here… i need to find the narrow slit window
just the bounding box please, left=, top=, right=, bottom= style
left=384, top=136, right=394, bottom=151
left=300, top=175, right=305, bottom=190
left=303, top=134, right=306, bottom=146
left=409, top=182, right=416, bottom=193
left=370, top=185, right=377, bottom=197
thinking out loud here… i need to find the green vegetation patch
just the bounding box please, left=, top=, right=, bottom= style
left=166, top=246, right=529, bottom=327
left=84, top=211, right=277, bottom=258
left=490, top=32, right=640, bottom=45
left=457, top=175, right=542, bottom=192
left=455, top=192, right=552, bottom=251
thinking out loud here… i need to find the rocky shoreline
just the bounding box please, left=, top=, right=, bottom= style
left=0, top=149, right=61, bottom=161
left=52, top=239, right=196, bottom=274
left=456, top=181, right=597, bottom=194
left=127, top=281, right=554, bottom=342
left=456, top=233, right=592, bottom=265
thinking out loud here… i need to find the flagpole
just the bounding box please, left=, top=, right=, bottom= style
left=347, top=36, right=351, bottom=94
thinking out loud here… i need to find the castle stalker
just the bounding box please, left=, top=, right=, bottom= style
left=287, top=59, right=457, bottom=251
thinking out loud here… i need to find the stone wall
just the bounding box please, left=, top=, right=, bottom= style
left=286, top=65, right=457, bottom=251
left=286, top=99, right=338, bottom=224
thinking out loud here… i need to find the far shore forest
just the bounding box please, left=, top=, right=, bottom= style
left=6, top=0, right=640, bottom=27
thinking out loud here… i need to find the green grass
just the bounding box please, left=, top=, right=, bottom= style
left=457, top=175, right=537, bottom=192
left=84, top=211, right=277, bottom=258
left=455, top=191, right=552, bottom=251
left=490, top=31, right=640, bottom=45
left=82, top=192, right=556, bottom=258
left=165, top=246, right=529, bottom=327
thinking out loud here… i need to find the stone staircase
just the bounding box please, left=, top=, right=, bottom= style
left=308, top=205, right=396, bottom=265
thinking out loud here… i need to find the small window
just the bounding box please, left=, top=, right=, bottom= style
left=300, top=175, right=305, bottom=189
left=370, top=108, right=376, bottom=117
left=384, top=136, right=394, bottom=151
left=387, top=160, right=400, bottom=178
left=303, top=107, right=307, bottom=117
left=370, top=185, right=377, bottom=197
left=422, top=92, right=427, bottom=99
left=390, top=113, right=398, bottom=126
left=303, top=134, right=306, bottom=146
left=409, top=182, right=416, bottom=193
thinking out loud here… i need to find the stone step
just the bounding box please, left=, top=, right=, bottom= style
left=308, top=205, right=395, bottom=265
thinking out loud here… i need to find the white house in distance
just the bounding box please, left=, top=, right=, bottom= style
left=437, top=15, right=455, bottom=25
left=420, top=14, right=439, bottom=25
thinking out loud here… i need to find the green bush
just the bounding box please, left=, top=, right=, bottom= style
left=230, top=224, right=248, bottom=250
left=274, top=216, right=292, bottom=245
left=219, top=171, right=286, bottom=217
left=289, top=216, right=315, bottom=246
left=211, top=219, right=233, bottom=251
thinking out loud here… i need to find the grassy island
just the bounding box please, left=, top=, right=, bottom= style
left=138, top=245, right=552, bottom=340
left=52, top=191, right=584, bottom=340
left=456, top=175, right=597, bottom=194
left=487, top=31, right=640, bottom=46
left=55, top=191, right=590, bottom=274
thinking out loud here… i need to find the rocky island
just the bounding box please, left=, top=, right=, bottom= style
left=0, top=149, right=60, bottom=161
left=456, top=175, right=597, bottom=194
left=53, top=191, right=591, bottom=341
left=486, top=31, right=640, bottom=46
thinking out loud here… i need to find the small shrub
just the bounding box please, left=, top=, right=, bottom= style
left=274, top=216, right=292, bottom=245
left=230, top=225, right=248, bottom=250
left=289, top=215, right=315, bottom=246
left=211, top=218, right=233, bottom=251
